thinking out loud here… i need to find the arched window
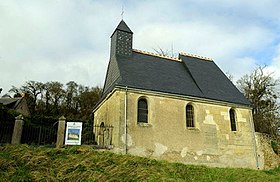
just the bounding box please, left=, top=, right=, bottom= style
left=186, top=104, right=194, bottom=127
left=229, top=109, right=237, bottom=131
left=137, top=98, right=148, bottom=123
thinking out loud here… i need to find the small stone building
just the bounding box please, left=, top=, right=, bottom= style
left=93, top=20, right=259, bottom=169
left=0, top=95, right=30, bottom=116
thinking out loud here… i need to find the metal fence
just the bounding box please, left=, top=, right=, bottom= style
left=0, top=121, right=14, bottom=144
left=94, top=125, right=113, bottom=147
left=1, top=118, right=113, bottom=147
left=81, top=124, right=96, bottom=145
left=21, top=124, right=57, bottom=146
left=20, top=121, right=105, bottom=146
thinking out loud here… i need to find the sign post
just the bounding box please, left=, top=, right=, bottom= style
left=65, top=122, right=83, bottom=145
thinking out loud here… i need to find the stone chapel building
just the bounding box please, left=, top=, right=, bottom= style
left=93, top=20, right=259, bottom=169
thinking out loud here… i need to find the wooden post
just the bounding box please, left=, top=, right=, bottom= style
left=11, top=114, right=24, bottom=144
left=56, top=116, right=66, bottom=148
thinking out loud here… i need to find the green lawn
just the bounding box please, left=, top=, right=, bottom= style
left=0, top=144, right=279, bottom=181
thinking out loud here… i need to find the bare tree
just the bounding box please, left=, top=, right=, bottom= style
left=9, top=81, right=45, bottom=114
left=153, top=47, right=170, bottom=56
left=8, top=86, right=21, bottom=97
left=7, top=81, right=103, bottom=120
left=22, top=81, right=44, bottom=113
left=225, top=72, right=234, bottom=82
left=237, top=66, right=279, bottom=136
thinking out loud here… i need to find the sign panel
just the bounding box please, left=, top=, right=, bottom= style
left=65, top=122, right=82, bottom=145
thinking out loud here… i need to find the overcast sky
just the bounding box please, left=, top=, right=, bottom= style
left=1, top=0, right=280, bottom=95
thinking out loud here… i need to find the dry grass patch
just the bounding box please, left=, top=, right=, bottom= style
left=1, top=144, right=280, bottom=181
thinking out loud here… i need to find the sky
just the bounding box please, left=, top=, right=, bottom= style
left=1, top=0, right=280, bottom=96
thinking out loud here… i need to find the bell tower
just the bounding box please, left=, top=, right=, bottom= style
left=110, top=20, right=133, bottom=57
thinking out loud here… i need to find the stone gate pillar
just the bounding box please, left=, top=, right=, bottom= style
left=56, top=116, right=66, bottom=148
left=11, top=114, right=24, bottom=144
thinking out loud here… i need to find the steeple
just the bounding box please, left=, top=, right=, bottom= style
left=110, top=20, right=133, bottom=57
left=114, top=20, right=133, bottom=34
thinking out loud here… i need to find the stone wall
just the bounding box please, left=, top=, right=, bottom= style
left=256, top=133, right=280, bottom=169
left=94, top=90, right=123, bottom=150
left=94, top=88, right=259, bottom=169
left=15, top=98, right=30, bottom=116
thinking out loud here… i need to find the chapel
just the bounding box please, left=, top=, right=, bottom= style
left=93, top=20, right=258, bottom=168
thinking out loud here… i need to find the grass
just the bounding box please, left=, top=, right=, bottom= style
left=0, top=144, right=280, bottom=181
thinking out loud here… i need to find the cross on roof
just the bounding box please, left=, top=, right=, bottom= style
left=121, top=6, right=124, bottom=20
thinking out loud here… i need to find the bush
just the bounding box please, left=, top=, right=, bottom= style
left=271, top=140, right=279, bottom=154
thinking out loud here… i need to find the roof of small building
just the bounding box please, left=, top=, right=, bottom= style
left=0, top=97, right=22, bottom=108
left=103, top=50, right=251, bottom=106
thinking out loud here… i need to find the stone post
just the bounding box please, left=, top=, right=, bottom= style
left=56, top=116, right=66, bottom=148
left=11, top=114, right=24, bottom=144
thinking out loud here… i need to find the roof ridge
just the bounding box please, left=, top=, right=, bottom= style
left=0, top=97, right=21, bottom=100
left=180, top=52, right=213, bottom=61
left=133, top=49, right=181, bottom=62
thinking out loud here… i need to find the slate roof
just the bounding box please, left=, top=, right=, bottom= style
left=0, top=97, right=22, bottom=108
left=111, top=20, right=133, bottom=37
left=101, top=20, right=250, bottom=107
left=103, top=50, right=251, bottom=106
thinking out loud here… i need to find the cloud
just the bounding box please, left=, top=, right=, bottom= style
left=0, top=0, right=118, bottom=94
left=266, top=44, right=280, bottom=78
left=1, top=0, right=280, bottom=95
left=131, top=19, right=274, bottom=80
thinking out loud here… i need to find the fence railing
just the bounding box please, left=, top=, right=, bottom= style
left=21, top=124, right=57, bottom=146
left=94, top=125, right=113, bottom=147
left=0, top=116, right=113, bottom=148
left=81, top=125, right=96, bottom=145
left=0, top=121, right=14, bottom=144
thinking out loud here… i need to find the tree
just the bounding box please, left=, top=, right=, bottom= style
left=45, top=81, right=65, bottom=115
left=9, top=81, right=44, bottom=114
left=22, top=81, right=44, bottom=114
left=7, top=81, right=103, bottom=120
left=76, top=86, right=102, bottom=120
left=153, top=47, right=171, bottom=56
left=65, top=81, right=79, bottom=112
left=237, top=66, right=279, bottom=136
left=153, top=45, right=177, bottom=57
left=8, top=86, right=21, bottom=97
left=225, top=72, right=234, bottom=82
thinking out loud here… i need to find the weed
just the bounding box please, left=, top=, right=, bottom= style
left=10, top=165, right=32, bottom=181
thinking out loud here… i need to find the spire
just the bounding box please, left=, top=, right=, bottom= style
left=110, top=20, right=133, bottom=57
left=111, top=20, right=133, bottom=38
left=116, top=20, right=132, bottom=33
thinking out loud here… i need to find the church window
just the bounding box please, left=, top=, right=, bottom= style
left=229, top=108, right=237, bottom=131
left=138, top=98, right=148, bottom=123
left=186, top=104, right=194, bottom=127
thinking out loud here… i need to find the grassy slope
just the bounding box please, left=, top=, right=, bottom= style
left=0, top=145, right=280, bottom=181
